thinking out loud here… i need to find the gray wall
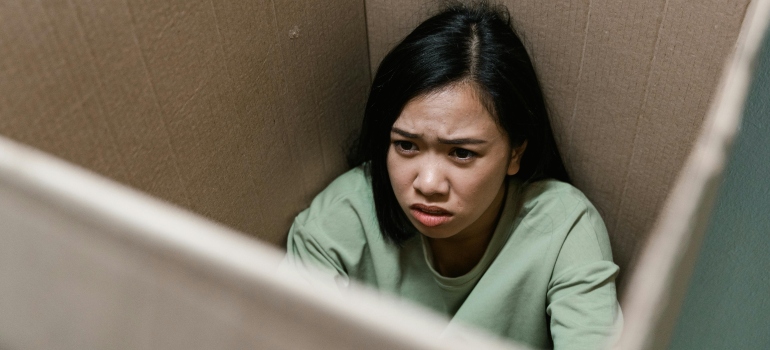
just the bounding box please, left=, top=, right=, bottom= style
left=669, top=27, right=770, bottom=349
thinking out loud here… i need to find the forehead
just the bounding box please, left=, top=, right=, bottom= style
left=393, top=84, right=501, bottom=138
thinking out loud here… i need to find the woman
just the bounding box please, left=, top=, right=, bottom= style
left=284, top=2, right=620, bottom=348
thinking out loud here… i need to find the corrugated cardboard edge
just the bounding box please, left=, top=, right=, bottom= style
left=614, top=1, right=770, bottom=350
left=0, top=135, right=527, bottom=350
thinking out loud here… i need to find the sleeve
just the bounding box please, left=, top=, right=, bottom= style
left=545, top=203, right=623, bottom=350
left=280, top=184, right=375, bottom=289
left=281, top=217, right=351, bottom=287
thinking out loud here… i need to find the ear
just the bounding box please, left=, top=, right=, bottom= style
left=507, top=140, right=528, bottom=176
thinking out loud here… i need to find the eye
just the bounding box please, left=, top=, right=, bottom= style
left=393, top=140, right=417, bottom=153
left=451, top=148, right=477, bottom=161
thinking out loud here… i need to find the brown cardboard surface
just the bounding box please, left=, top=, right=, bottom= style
left=0, top=0, right=370, bottom=245
left=0, top=136, right=526, bottom=350
left=364, top=0, right=750, bottom=291
left=617, top=0, right=770, bottom=348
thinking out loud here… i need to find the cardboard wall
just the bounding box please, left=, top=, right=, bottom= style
left=615, top=0, right=770, bottom=347
left=670, top=23, right=770, bottom=350
left=364, top=0, right=750, bottom=290
left=0, top=0, right=371, bottom=245
left=0, top=0, right=754, bottom=296
left=1, top=1, right=766, bottom=348
left=0, top=136, right=522, bottom=350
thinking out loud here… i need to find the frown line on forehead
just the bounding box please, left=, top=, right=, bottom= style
left=391, top=127, right=488, bottom=145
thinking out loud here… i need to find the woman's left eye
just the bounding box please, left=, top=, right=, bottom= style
left=451, top=148, right=477, bottom=160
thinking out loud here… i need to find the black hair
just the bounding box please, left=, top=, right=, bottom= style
left=348, top=1, right=570, bottom=245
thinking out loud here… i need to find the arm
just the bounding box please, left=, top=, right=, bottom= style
left=282, top=217, right=351, bottom=287
left=546, top=205, right=622, bottom=350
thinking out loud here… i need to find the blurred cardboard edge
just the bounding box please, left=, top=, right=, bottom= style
left=615, top=1, right=770, bottom=349
left=0, top=135, right=526, bottom=349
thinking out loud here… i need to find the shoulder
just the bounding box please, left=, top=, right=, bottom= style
left=514, top=179, right=613, bottom=261
left=311, top=166, right=371, bottom=207
left=288, top=166, right=382, bottom=257
left=517, top=179, right=601, bottom=231
left=324, top=165, right=371, bottom=196
left=285, top=166, right=379, bottom=275
left=522, top=179, right=594, bottom=211
left=294, top=166, right=374, bottom=227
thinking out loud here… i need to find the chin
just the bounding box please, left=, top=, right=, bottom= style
left=413, top=224, right=459, bottom=240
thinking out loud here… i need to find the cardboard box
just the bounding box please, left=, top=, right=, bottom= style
left=0, top=0, right=371, bottom=245
left=0, top=0, right=753, bottom=290
left=1, top=0, right=768, bottom=348
left=365, top=0, right=751, bottom=291
left=0, top=136, right=519, bottom=349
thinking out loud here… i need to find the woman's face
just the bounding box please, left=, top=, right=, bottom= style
left=387, top=83, right=525, bottom=241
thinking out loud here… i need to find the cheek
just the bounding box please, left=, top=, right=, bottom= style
left=455, top=176, right=489, bottom=201
left=453, top=166, right=506, bottom=206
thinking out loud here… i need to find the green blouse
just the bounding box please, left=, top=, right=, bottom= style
left=284, top=166, right=621, bottom=349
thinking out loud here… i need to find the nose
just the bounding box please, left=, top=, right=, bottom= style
left=413, top=161, right=449, bottom=198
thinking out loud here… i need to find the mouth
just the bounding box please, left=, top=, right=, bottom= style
left=409, top=204, right=453, bottom=227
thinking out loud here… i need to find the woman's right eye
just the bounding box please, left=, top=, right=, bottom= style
left=393, top=141, right=417, bottom=153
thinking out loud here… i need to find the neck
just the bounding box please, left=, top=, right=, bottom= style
left=427, top=183, right=507, bottom=277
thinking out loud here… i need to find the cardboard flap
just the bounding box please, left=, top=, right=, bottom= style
left=0, top=135, right=526, bottom=349
left=617, top=1, right=770, bottom=349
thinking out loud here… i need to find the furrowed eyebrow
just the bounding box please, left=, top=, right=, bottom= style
left=392, top=127, right=487, bottom=145
left=391, top=127, right=420, bottom=139
left=437, top=137, right=487, bottom=145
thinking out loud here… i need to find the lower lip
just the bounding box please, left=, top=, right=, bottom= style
left=410, top=209, right=452, bottom=227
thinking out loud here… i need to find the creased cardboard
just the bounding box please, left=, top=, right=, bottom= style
left=0, top=135, right=524, bottom=350
left=0, top=0, right=371, bottom=245
left=364, top=0, right=751, bottom=291
left=0, top=0, right=766, bottom=348
left=617, top=0, right=770, bottom=348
